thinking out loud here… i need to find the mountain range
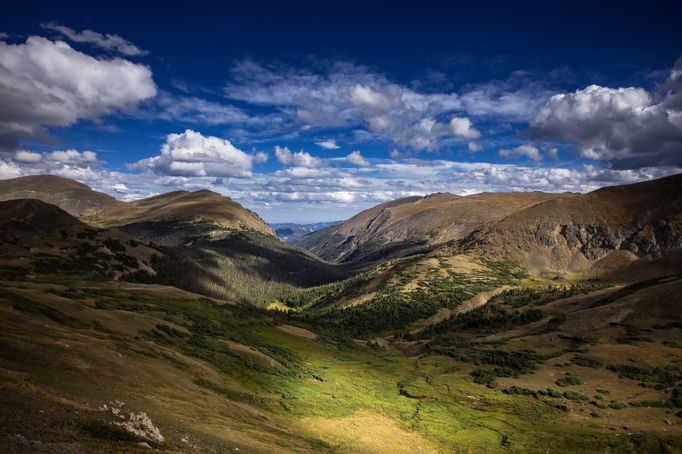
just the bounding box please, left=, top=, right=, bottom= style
left=0, top=173, right=681, bottom=453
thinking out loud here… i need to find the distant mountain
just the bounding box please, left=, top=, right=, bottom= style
left=0, top=176, right=356, bottom=306
left=0, top=175, right=122, bottom=217
left=0, top=175, right=275, bottom=246
left=90, top=189, right=274, bottom=245
left=297, top=191, right=573, bottom=263
left=462, top=173, right=682, bottom=276
left=273, top=221, right=340, bottom=242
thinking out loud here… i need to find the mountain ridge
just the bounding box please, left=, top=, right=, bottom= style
left=0, top=175, right=275, bottom=239
left=297, top=190, right=575, bottom=263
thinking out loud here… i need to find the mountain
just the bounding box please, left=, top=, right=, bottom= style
left=0, top=175, right=121, bottom=217
left=0, top=176, right=275, bottom=246
left=462, top=173, right=682, bottom=276
left=0, top=176, right=356, bottom=307
left=273, top=221, right=340, bottom=242
left=1, top=175, right=682, bottom=452
left=0, top=199, right=158, bottom=280
left=89, top=189, right=275, bottom=244
left=297, top=191, right=573, bottom=263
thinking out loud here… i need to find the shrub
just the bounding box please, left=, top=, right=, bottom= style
left=556, top=375, right=583, bottom=387
left=471, top=369, right=497, bottom=388
left=571, top=356, right=603, bottom=368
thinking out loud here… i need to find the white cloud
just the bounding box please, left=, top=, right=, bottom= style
left=224, top=60, right=465, bottom=151
left=148, top=91, right=279, bottom=127
left=274, top=145, right=325, bottom=168
left=112, top=183, right=129, bottom=193
left=9, top=148, right=98, bottom=167
left=47, top=149, right=98, bottom=165
left=389, top=149, right=410, bottom=159
left=252, top=151, right=269, bottom=163
left=531, top=59, right=682, bottom=169
left=499, top=144, right=543, bottom=161
left=316, top=139, right=340, bottom=149
left=460, top=76, right=554, bottom=122
left=131, top=129, right=253, bottom=177
left=547, top=147, right=559, bottom=160
left=468, top=142, right=482, bottom=152
left=41, top=23, right=148, bottom=56
left=449, top=117, right=480, bottom=139
left=0, top=159, right=21, bottom=179
left=345, top=150, right=369, bottom=166
left=14, top=150, right=42, bottom=163
left=0, top=36, right=156, bottom=147
left=3, top=142, right=679, bottom=223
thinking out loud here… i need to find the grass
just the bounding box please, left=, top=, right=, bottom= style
left=3, top=278, right=676, bottom=453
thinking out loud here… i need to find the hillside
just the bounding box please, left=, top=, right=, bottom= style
left=462, top=173, right=682, bottom=276
left=0, top=176, right=276, bottom=245
left=0, top=176, right=359, bottom=307
left=90, top=189, right=274, bottom=235
left=297, top=191, right=574, bottom=263
left=0, top=176, right=681, bottom=452
left=0, top=199, right=158, bottom=281
left=2, top=202, right=680, bottom=453
left=0, top=175, right=122, bottom=217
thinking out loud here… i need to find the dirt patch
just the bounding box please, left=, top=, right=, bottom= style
left=410, top=285, right=512, bottom=333
left=276, top=324, right=318, bottom=340
left=225, top=341, right=283, bottom=369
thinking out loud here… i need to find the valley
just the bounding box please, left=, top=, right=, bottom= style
left=0, top=175, right=681, bottom=453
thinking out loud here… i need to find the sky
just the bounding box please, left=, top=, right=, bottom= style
left=1, top=1, right=681, bottom=223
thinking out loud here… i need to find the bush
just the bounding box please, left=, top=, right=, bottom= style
left=563, top=391, right=588, bottom=401
left=556, top=375, right=583, bottom=387
left=471, top=369, right=497, bottom=388
left=571, top=356, right=603, bottom=368
left=503, top=386, right=537, bottom=397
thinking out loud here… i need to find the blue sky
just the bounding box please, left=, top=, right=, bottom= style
left=1, top=1, right=681, bottom=222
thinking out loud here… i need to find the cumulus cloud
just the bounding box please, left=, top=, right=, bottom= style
left=224, top=60, right=474, bottom=150
left=468, top=142, right=483, bottom=152
left=41, top=23, right=148, bottom=56
left=531, top=60, right=682, bottom=168
left=0, top=36, right=156, bottom=147
left=389, top=149, right=410, bottom=159
left=14, top=150, right=42, bottom=163
left=11, top=148, right=98, bottom=166
left=316, top=139, right=340, bottom=149
left=47, top=149, right=98, bottom=165
left=131, top=129, right=253, bottom=177
left=0, top=159, right=21, bottom=179
left=449, top=117, right=480, bottom=138
left=274, top=145, right=325, bottom=168
left=3, top=142, right=679, bottom=223
left=345, top=150, right=369, bottom=166
left=252, top=151, right=269, bottom=163
left=499, top=144, right=543, bottom=161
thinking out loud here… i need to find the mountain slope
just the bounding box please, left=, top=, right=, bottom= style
left=462, top=173, right=682, bottom=275
left=298, top=191, right=574, bottom=263
left=91, top=189, right=273, bottom=235
left=0, top=175, right=121, bottom=217
left=89, top=189, right=275, bottom=244
left=0, top=199, right=158, bottom=280
left=0, top=176, right=276, bottom=244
